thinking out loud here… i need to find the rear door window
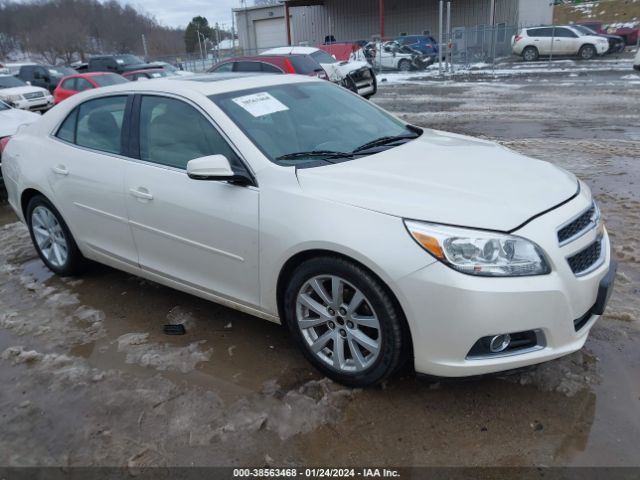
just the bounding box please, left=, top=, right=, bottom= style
left=554, top=27, right=578, bottom=38
left=261, top=62, right=283, bottom=73
left=61, top=78, right=77, bottom=90
left=235, top=62, right=263, bottom=72
left=76, top=78, right=93, bottom=91
left=75, top=96, right=128, bottom=154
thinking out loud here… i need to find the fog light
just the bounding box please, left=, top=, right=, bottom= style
left=489, top=334, right=511, bottom=353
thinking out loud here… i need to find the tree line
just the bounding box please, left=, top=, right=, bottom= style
left=0, top=0, right=187, bottom=64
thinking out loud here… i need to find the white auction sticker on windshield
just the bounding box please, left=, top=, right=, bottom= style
left=231, top=92, right=288, bottom=117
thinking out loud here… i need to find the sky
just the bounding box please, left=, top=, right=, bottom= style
left=127, top=0, right=240, bottom=29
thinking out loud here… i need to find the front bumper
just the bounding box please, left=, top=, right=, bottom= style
left=10, top=96, right=53, bottom=112
left=395, top=191, right=613, bottom=377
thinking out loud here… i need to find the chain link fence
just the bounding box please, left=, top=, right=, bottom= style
left=148, top=22, right=636, bottom=76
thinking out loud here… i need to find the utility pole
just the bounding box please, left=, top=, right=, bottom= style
left=215, top=22, right=221, bottom=61
left=141, top=34, right=148, bottom=61
left=438, top=1, right=443, bottom=76
left=446, top=1, right=451, bottom=74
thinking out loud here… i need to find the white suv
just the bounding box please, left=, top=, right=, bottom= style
left=512, top=26, right=609, bottom=61
left=0, top=74, right=54, bottom=112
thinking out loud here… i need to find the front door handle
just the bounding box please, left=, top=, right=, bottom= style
left=52, top=165, right=69, bottom=176
left=129, top=188, right=154, bottom=200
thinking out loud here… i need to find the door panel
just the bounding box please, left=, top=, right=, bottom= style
left=48, top=95, right=138, bottom=265
left=125, top=94, right=260, bottom=306
left=125, top=163, right=260, bottom=305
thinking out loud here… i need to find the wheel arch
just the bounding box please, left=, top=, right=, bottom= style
left=20, top=187, right=46, bottom=218
left=275, top=248, right=414, bottom=356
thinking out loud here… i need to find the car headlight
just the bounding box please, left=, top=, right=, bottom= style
left=0, top=94, right=22, bottom=102
left=404, top=220, right=550, bottom=277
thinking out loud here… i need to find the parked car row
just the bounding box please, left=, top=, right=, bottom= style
left=512, top=25, right=625, bottom=61
left=209, top=46, right=378, bottom=99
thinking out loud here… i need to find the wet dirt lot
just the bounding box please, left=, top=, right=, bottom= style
left=1, top=67, right=639, bottom=468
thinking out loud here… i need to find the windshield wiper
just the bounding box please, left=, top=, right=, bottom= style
left=276, top=150, right=355, bottom=162
left=352, top=128, right=421, bottom=153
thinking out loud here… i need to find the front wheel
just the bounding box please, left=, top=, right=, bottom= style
left=579, top=44, right=596, bottom=60
left=283, top=256, right=409, bottom=387
left=397, top=59, right=412, bottom=72
left=26, top=195, right=87, bottom=276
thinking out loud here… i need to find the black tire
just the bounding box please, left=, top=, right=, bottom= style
left=579, top=44, right=596, bottom=60
left=283, top=256, right=410, bottom=387
left=397, top=59, right=412, bottom=72
left=26, top=194, right=87, bottom=276
left=522, top=46, right=539, bottom=62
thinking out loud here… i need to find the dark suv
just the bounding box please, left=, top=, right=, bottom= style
left=16, top=65, right=76, bottom=93
left=85, top=55, right=157, bottom=74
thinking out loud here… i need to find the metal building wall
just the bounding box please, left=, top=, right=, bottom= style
left=290, top=0, right=520, bottom=45
left=235, top=5, right=286, bottom=52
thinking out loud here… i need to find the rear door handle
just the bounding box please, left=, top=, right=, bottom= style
left=129, top=188, right=154, bottom=200
left=52, top=165, right=69, bottom=176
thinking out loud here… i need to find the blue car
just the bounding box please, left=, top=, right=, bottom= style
left=395, top=35, right=440, bottom=59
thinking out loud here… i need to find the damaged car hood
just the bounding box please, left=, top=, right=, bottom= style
left=296, top=129, right=578, bottom=232
left=320, top=60, right=370, bottom=82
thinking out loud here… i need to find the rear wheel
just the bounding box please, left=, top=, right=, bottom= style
left=26, top=195, right=86, bottom=276
left=579, top=44, right=596, bottom=60
left=522, top=46, right=539, bottom=62
left=283, top=256, right=409, bottom=387
left=398, top=59, right=412, bottom=72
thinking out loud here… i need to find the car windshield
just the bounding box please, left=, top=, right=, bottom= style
left=210, top=82, right=418, bottom=167
left=310, top=50, right=338, bottom=64
left=114, top=55, right=144, bottom=66
left=47, top=66, right=76, bottom=78
left=159, top=63, right=178, bottom=72
left=92, top=74, right=129, bottom=87
left=0, top=100, right=10, bottom=110
left=0, top=75, right=27, bottom=89
left=573, top=25, right=596, bottom=35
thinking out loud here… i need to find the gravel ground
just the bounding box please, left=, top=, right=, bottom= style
left=0, top=63, right=639, bottom=469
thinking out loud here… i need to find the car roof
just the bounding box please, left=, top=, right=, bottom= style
left=262, top=46, right=319, bottom=55
left=69, top=73, right=319, bottom=99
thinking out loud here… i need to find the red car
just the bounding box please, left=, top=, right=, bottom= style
left=121, top=68, right=171, bottom=81
left=579, top=21, right=639, bottom=46
left=53, top=72, right=128, bottom=104
left=208, top=55, right=328, bottom=79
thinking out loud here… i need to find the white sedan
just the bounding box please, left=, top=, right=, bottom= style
left=0, top=74, right=615, bottom=387
left=0, top=100, right=40, bottom=179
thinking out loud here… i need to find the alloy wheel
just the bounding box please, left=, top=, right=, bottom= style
left=295, top=275, right=381, bottom=373
left=31, top=205, right=69, bottom=268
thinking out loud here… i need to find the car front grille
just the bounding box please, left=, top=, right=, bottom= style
left=557, top=202, right=598, bottom=245
left=24, top=91, right=45, bottom=100
left=567, top=238, right=603, bottom=275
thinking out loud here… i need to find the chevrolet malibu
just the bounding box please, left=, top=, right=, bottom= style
left=0, top=74, right=615, bottom=387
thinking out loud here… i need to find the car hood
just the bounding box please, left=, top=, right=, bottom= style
left=296, top=129, right=578, bottom=232
left=0, top=108, right=40, bottom=137
left=320, top=60, right=370, bottom=82
left=0, top=86, right=50, bottom=96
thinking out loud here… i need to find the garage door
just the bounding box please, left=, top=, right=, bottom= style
left=255, top=17, right=287, bottom=52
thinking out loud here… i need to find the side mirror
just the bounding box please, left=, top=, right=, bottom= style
left=187, top=155, right=251, bottom=186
